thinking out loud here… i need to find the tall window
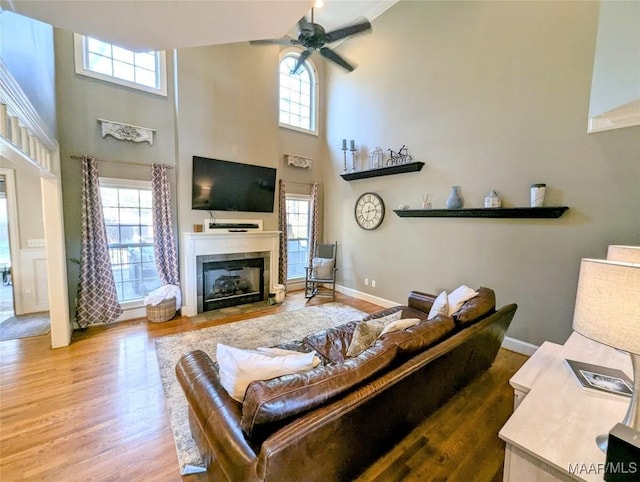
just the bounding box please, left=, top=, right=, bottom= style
left=100, top=178, right=161, bottom=303
left=279, top=51, right=317, bottom=134
left=74, top=34, right=167, bottom=96
left=286, top=195, right=311, bottom=280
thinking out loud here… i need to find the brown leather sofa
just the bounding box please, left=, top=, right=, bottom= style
left=176, top=289, right=517, bottom=481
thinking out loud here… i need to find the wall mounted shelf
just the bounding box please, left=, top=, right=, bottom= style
left=340, top=161, right=424, bottom=181
left=393, top=206, right=569, bottom=219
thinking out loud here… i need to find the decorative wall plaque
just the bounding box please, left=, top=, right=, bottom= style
left=285, top=153, right=313, bottom=169
left=98, top=118, right=155, bottom=145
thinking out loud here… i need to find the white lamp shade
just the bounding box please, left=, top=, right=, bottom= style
left=608, top=245, right=640, bottom=263
left=572, top=258, right=640, bottom=355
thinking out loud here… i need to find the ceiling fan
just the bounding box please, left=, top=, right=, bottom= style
left=250, top=8, right=372, bottom=74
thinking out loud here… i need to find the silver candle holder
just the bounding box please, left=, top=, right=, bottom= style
left=341, top=140, right=348, bottom=172
left=349, top=139, right=357, bottom=172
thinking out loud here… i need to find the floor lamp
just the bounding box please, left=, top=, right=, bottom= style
left=571, top=258, right=640, bottom=452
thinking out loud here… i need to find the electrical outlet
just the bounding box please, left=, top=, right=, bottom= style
left=371, top=280, right=376, bottom=288
left=365, top=278, right=369, bottom=286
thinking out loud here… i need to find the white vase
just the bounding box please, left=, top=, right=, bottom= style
left=530, top=183, right=546, bottom=207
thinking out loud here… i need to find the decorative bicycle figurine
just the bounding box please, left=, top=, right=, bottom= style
left=387, top=145, right=413, bottom=165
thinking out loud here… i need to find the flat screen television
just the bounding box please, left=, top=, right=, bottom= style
left=191, top=156, right=277, bottom=213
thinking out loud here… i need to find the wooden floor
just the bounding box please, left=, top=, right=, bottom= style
left=0, top=291, right=527, bottom=481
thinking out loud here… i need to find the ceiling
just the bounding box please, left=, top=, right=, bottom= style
left=2, top=0, right=398, bottom=51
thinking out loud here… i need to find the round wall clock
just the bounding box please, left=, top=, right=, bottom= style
left=354, top=192, right=385, bottom=230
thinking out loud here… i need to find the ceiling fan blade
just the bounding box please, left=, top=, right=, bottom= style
left=325, top=19, right=371, bottom=43
left=291, top=49, right=313, bottom=75
left=319, top=47, right=355, bottom=72
left=250, top=37, right=299, bottom=46
left=298, top=15, right=314, bottom=37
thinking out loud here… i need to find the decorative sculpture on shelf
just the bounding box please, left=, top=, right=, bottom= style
left=369, top=147, right=384, bottom=169
left=387, top=145, right=413, bottom=165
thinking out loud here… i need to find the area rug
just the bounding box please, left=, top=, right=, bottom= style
left=0, top=312, right=50, bottom=341
left=155, top=302, right=367, bottom=475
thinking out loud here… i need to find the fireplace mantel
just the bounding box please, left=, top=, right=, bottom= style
left=182, top=231, right=280, bottom=316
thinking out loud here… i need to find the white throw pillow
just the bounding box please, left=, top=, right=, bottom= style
left=428, top=291, right=449, bottom=320
left=216, top=343, right=319, bottom=402
left=447, top=285, right=479, bottom=316
left=311, top=257, right=334, bottom=279
left=379, top=317, right=421, bottom=336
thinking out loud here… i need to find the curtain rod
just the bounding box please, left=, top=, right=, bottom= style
left=70, top=155, right=174, bottom=169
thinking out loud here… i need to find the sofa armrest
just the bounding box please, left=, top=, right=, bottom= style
left=175, top=350, right=259, bottom=481
left=408, top=290, right=438, bottom=313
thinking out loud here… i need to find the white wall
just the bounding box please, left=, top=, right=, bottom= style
left=323, top=0, right=640, bottom=346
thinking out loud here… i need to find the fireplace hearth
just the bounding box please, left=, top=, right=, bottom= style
left=202, top=257, right=264, bottom=311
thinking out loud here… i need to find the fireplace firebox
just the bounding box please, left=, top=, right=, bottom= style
left=202, top=257, right=264, bottom=311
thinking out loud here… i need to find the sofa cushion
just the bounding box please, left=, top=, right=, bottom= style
left=346, top=311, right=402, bottom=357
left=311, top=257, right=334, bottom=279
left=241, top=341, right=398, bottom=437
left=447, top=285, right=479, bottom=315
left=452, top=287, right=496, bottom=326
left=427, top=291, right=449, bottom=319
left=361, top=306, right=425, bottom=322
left=216, top=343, right=320, bottom=402
left=303, top=321, right=358, bottom=364
left=379, top=317, right=421, bottom=336
left=381, top=314, right=456, bottom=356
left=304, top=309, right=414, bottom=364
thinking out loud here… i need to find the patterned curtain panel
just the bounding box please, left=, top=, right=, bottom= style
left=278, top=180, right=288, bottom=285
left=76, top=156, right=122, bottom=328
left=308, top=183, right=320, bottom=266
left=151, top=164, right=179, bottom=286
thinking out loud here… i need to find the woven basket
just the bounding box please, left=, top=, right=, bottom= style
left=146, top=297, right=176, bottom=323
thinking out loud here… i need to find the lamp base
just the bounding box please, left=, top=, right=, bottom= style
left=596, top=433, right=609, bottom=452
left=595, top=353, right=640, bottom=452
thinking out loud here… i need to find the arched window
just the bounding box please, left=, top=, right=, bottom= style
left=279, top=51, right=318, bottom=134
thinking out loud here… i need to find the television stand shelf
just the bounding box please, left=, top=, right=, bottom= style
left=340, top=161, right=424, bottom=181
left=393, top=207, right=569, bottom=219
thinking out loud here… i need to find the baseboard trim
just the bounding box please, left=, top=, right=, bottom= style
left=501, top=336, right=538, bottom=356
left=335, top=284, right=398, bottom=308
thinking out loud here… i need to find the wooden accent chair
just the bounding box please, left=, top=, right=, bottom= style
left=305, top=242, right=337, bottom=300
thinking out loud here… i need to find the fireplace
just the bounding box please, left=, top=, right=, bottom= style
left=183, top=230, right=279, bottom=317
left=201, top=257, right=265, bottom=311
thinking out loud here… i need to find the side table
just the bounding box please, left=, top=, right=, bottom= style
left=509, top=341, right=562, bottom=409
left=500, top=332, right=633, bottom=481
